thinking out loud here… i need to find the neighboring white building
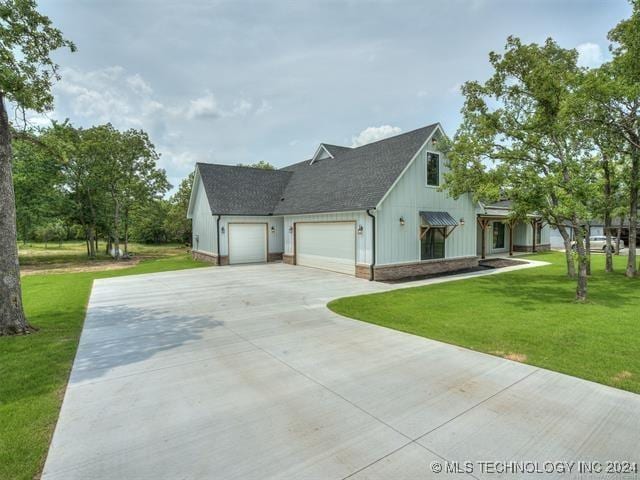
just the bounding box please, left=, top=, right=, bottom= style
left=187, top=123, right=548, bottom=281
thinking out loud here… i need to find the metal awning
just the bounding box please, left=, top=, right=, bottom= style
left=420, top=211, right=459, bottom=228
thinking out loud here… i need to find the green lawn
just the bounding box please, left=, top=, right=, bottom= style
left=0, top=251, right=207, bottom=480
left=329, top=252, right=640, bottom=394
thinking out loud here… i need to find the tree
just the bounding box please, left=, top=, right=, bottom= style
left=0, top=0, right=75, bottom=335
left=578, top=1, right=640, bottom=277
left=444, top=37, right=596, bottom=301
left=12, top=136, right=64, bottom=243
left=164, top=172, right=193, bottom=244
left=236, top=160, right=275, bottom=170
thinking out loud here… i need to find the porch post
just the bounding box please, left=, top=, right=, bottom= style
left=477, top=217, right=489, bottom=260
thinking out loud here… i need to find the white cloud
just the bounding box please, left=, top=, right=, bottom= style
left=576, top=42, right=604, bottom=68
left=185, top=91, right=222, bottom=119
left=351, top=125, right=402, bottom=147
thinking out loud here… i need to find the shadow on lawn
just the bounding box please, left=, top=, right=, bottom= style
left=475, top=271, right=636, bottom=308
left=69, top=305, right=225, bottom=384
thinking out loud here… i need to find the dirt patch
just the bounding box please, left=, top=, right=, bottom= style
left=492, top=351, right=528, bottom=363
left=21, top=258, right=142, bottom=276
left=612, top=370, right=633, bottom=382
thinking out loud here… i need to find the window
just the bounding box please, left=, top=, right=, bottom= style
left=426, top=152, right=440, bottom=186
left=421, top=227, right=445, bottom=260
left=493, top=222, right=505, bottom=249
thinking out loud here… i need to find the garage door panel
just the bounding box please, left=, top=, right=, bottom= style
left=296, top=223, right=356, bottom=275
left=229, top=224, right=267, bottom=264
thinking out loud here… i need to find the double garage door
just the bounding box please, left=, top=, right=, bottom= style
left=228, top=223, right=267, bottom=264
left=296, top=222, right=356, bottom=275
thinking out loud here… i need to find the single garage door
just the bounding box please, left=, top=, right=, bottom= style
left=228, top=223, right=267, bottom=264
left=296, top=222, right=356, bottom=275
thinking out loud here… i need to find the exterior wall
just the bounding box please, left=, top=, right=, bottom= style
left=283, top=211, right=373, bottom=266
left=191, top=176, right=217, bottom=255
left=376, top=143, right=478, bottom=266
left=374, top=256, right=478, bottom=281
left=478, top=220, right=512, bottom=255
left=218, top=216, right=284, bottom=257
left=513, top=222, right=550, bottom=249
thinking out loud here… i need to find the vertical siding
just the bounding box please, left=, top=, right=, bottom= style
left=376, top=145, right=478, bottom=265
left=219, top=216, right=284, bottom=255
left=283, top=211, right=373, bottom=265
left=191, top=177, right=217, bottom=254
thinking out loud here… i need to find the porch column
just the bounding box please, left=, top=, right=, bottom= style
left=477, top=217, right=490, bottom=260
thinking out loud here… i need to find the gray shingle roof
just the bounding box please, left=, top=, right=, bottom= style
left=322, top=144, right=352, bottom=157
left=196, top=163, right=292, bottom=215
left=275, top=123, right=438, bottom=215
left=196, top=123, right=439, bottom=216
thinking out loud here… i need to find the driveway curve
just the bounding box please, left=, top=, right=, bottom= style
left=43, top=262, right=640, bottom=479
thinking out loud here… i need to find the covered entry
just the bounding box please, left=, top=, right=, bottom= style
left=228, top=223, right=268, bottom=264
left=295, top=222, right=356, bottom=275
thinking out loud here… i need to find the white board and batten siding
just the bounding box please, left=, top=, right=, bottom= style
left=218, top=216, right=284, bottom=257
left=190, top=176, right=217, bottom=254
left=376, top=144, right=478, bottom=266
left=296, top=222, right=356, bottom=275
left=284, top=211, right=374, bottom=268
left=228, top=223, right=267, bottom=264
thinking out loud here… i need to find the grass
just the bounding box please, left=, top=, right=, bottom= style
left=0, top=247, right=207, bottom=480
left=18, top=241, right=187, bottom=267
left=329, top=251, right=640, bottom=394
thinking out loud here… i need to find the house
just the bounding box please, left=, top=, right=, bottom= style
left=549, top=219, right=639, bottom=249
left=477, top=200, right=550, bottom=258
left=187, top=123, right=548, bottom=281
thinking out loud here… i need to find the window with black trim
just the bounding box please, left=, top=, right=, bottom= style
left=421, top=227, right=445, bottom=260
left=426, top=152, right=440, bottom=186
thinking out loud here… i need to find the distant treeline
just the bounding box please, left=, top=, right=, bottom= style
left=13, top=122, right=193, bottom=257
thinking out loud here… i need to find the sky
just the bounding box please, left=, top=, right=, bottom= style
left=32, top=0, right=631, bottom=192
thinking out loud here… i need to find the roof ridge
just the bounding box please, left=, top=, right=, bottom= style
left=197, top=162, right=288, bottom=174
left=348, top=122, right=440, bottom=151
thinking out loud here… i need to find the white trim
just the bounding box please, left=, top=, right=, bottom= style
left=185, top=167, right=201, bottom=219
left=310, top=144, right=334, bottom=164
left=375, top=123, right=446, bottom=208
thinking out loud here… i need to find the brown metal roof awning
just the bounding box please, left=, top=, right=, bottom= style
left=419, top=211, right=459, bottom=239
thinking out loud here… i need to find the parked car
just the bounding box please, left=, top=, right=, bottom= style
left=572, top=236, right=623, bottom=253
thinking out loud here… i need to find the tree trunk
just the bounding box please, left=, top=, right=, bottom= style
left=113, top=198, right=120, bottom=261
left=616, top=217, right=623, bottom=255
left=0, top=95, right=33, bottom=335
left=585, top=225, right=591, bottom=275
left=123, top=207, right=129, bottom=257
left=573, top=223, right=588, bottom=302
left=95, top=235, right=98, bottom=256
left=557, top=223, right=576, bottom=277
left=605, top=217, right=613, bottom=272
left=87, top=225, right=96, bottom=259
left=627, top=149, right=639, bottom=277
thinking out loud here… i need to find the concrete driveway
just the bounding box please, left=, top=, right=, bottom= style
left=43, top=263, right=640, bottom=479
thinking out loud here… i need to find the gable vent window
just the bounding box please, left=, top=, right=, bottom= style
left=426, top=152, right=440, bottom=187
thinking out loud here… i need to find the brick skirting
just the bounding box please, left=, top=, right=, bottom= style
left=373, top=256, right=479, bottom=281
left=268, top=252, right=283, bottom=262
left=191, top=250, right=228, bottom=265
left=355, top=264, right=372, bottom=280
left=513, top=244, right=551, bottom=252
left=283, top=254, right=295, bottom=265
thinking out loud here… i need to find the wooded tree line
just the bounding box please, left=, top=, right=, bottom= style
left=444, top=0, right=640, bottom=302
left=13, top=122, right=193, bottom=256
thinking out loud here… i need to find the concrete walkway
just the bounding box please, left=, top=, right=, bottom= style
left=43, top=261, right=640, bottom=479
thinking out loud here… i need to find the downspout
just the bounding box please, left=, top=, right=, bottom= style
left=366, top=209, right=376, bottom=281
left=216, top=215, right=221, bottom=265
